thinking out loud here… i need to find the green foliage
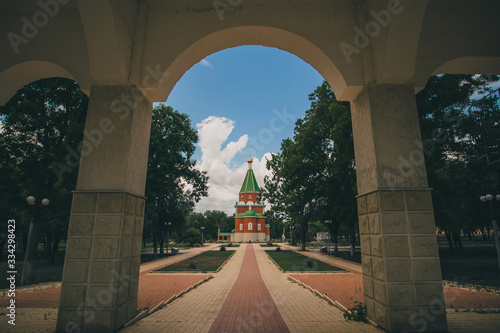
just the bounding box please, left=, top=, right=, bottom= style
left=182, top=227, right=202, bottom=246
left=276, top=246, right=281, bottom=252
left=0, top=77, right=88, bottom=262
left=144, top=104, right=208, bottom=252
left=343, top=301, right=367, bottom=322
left=415, top=74, right=500, bottom=252
left=220, top=246, right=226, bottom=251
left=263, top=81, right=357, bottom=251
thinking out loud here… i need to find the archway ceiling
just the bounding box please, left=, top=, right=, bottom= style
left=0, top=0, right=499, bottom=105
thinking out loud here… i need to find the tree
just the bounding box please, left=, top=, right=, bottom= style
left=415, top=74, right=500, bottom=253
left=144, top=104, right=208, bottom=255
left=0, top=77, right=88, bottom=283
left=264, top=82, right=357, bottom=252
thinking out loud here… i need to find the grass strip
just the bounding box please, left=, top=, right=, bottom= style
left=154, top=250, right=235, bottom=272
left=265, top=250, right=346, bottom=272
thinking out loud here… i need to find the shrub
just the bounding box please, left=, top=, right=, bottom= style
left=189, top=262, right=198, bottom=269
left=343, top=301, right=367, bottom=322
left=306, top=260, right=314, bottom=268
left=227, top=243, right=233, bottom=247
left=220, top=246, right=226, bottom=251
left=267, top=242, right=273, bottom=246
left=276, top=246, right=281, bottom=252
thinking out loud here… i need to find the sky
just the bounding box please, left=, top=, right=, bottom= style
left=161, top=46, right=324, bottom=214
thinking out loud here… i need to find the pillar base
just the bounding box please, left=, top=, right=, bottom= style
left=358, top=188, right=447, bottom=332
left=56, top=190, right=145, bottom=333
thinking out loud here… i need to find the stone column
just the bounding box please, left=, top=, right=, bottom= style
left=351, top=84, right=447, bottom=332
left=56, top=85, right=152, bottom=333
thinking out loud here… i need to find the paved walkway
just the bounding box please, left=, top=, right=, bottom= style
left=208, top=245, right=289, bottom=332
left=120, top=244, right=380, bottom=333
left=2, top=243, right=500, bottom=333
left=0, top=245, right=217, bottom=333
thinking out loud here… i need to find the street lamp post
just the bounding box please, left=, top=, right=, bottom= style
left=289, top=226, right=294, bottom=246
left=201, top=226, right=205, bottom=246
left=21, top=196, right=49, bottom=286
left=480, top=194, right=500, bottom=271
left=325, top=220, right=332, bottom=255
left=164, top=222, right=172, bottom=255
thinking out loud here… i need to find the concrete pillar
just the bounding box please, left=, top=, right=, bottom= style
left=351, top=84, right=447, bottom=332
left=56, top=85, right=152, bottom=333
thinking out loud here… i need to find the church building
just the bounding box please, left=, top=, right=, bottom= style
left=217, top=157, right=270, bottom=242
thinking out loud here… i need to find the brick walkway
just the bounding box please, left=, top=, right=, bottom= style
left=120, top=244, right=247, bottom=332
left=2, top=244, right=500, bottom=333
left=208, top=244, right=289, bottom=333
left=254, top=245, right=380, bottom=333
left=0, top=246, right=216, bottom=333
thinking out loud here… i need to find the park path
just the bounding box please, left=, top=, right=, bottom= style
left=282, top=246, right=500, bottom=310
left=208, top=244, right=289, bottom=333
left=120, top=244, right=380, bottom=333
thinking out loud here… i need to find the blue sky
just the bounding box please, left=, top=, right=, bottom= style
left=160, top=46, right=324, bottom=213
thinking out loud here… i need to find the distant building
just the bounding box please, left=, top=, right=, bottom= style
left=217, top=157, right=270, bottom=242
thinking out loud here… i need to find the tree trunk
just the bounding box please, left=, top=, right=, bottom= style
left=0, top=236, right=6, bottom=261
left=453, top=231, right=464, bottom=249
left=445, top=231, right=455, bottom=254
left=50, top=236, right=59, bottom=264
left=159, top=235, right=164, bottom=256
left=349, top=221, right=356, bottom=257
left=300, top=219, right=308, bottom=251
left=23, top=219, right=41, bottom=286
left=153, top=220, right=158, bottom=255
left=333, top=230, right=339, bottom=253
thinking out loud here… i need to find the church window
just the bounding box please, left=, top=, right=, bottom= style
left=240, top=224, right=243, bottom=231
left=249, top=195, right=252, bottom=199
left=258, top=224, right=261, bottom=231
left=248, top=222, right=253, bottom=231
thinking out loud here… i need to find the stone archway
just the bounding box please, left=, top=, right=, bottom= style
left=1, top=1, right=500, bottom=332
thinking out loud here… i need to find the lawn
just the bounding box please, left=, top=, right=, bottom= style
left=0, top=250, right=183, bottom=289
left=154, top=250, right=235, bottom=272
left=0, top=253, right=65, bottom=289
left=259, top=243, right=278, bottom=247
left=328, top=250, right=362, bottom=264
left=265, top=250, right=346, bottom=272
left=439, top=246, right=500, bottom=288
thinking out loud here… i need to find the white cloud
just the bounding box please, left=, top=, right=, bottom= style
left=195, top=116, right=272, bottom=215
left=199, top=58, right=214, bottom=69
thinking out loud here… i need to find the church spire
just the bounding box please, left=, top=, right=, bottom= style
left=240, top=151, right=259, bottom=193
left=247, top=150, right=253, bottom=170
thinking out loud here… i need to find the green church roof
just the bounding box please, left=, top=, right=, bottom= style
left=236, top=210, right=264, bottom=217
left=240, top=158, right=260, bottom=193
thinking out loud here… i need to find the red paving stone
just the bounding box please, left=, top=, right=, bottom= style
left=0, top=272, right=209, bottom=311
left=136, top=274, right=209, bottom=309
left=290, top=273, right=500, bottom=310
left=209, top=244, right=290, bottom=333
